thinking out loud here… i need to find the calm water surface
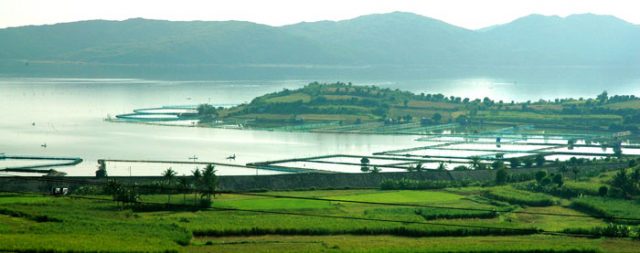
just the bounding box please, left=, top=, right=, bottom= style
left=1, top=72, right=639, bottom=176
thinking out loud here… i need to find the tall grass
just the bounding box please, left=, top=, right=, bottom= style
left=486, top=187, right=556, bottom=206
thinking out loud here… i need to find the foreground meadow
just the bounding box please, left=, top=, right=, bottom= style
left=2, top=183, right=640, bottom=252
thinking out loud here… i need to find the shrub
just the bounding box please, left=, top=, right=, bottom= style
left=598, top=186, right=608, bottom=197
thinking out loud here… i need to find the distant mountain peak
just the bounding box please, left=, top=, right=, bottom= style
left=0, top=12, right=637, bottom=68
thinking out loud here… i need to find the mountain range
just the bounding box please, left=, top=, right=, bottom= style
left=0, top=12, right=638, bottom=72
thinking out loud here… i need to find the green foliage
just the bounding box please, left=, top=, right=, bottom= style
left=535, top=155, right=546, bottom=167
left=487, top=187, right=556, bottom=206
left=509, top=158, right=521, bottom=169
left=598, top=186, right=609, bottom=197
left=535, top=170, right=548, bottom=184
left=495, top=169, right=509, bottom=185
left=552, top=174, right=564, bottom=187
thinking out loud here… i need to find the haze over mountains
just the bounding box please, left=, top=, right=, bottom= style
left=0, top=12, right=638, bottom=78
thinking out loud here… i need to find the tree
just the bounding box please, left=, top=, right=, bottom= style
left=571, top=167, right=580, bottom=181
left=178, top=177, right=189, bottom=204
left=612, top=169, right=634, bottom=198
left=535, top=155, right=545, bottom=167
left=509, top=158, right=521, bottom=169
left=535, top=170, right=548, bottom=184
left=431, top=113, right=442, bottom=124
left=103, top=180, right=138, bottom=208
left=559, top=165, right=569, bottom=176
left=523, top=158, right=533, bottom=168
left=360, top=157, right=370, bottom=172
left=491, top=160, right=504, bottom=170
left=414, top=162, right=423, bottom=172
left=162, top=168, right=177, bottom=204
left=200, top=164, right=218, bottom=205
left=495, top=169, right=509, bottom=185
left=552, top=174, right=564, bottom=187
left=597, top=91, right=608, bottom=104
left=197, top=104, right=218, bottom=122
left=192, top=168, right=202, bottom=206
left=569, top=157, right=578, bottom=165
left=598, top=186, right=609, bottom=197
left=470, top=156, right=482, bottom=170
left=613, top=142, right=623, bottom=158
left=96, top=160, right=107, bottom=178
left=631, top=168, right=640, bottom=182
left=104, top=180, right=123, bottom=205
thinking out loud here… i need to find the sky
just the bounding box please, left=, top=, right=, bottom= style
left=0, top=0, right=639, bottom=30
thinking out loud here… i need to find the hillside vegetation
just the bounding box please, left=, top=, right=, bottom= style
left=209, top=82, right=640, bottom=134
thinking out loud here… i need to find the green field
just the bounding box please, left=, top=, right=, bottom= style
left=571, top=196, right=640, bottom=224
left=2, top=186, right=640, bottom=252
left=486, top=186, right=557, bottom=206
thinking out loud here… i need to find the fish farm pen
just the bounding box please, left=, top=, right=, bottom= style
left=0, top=155, right=83, bottom=175
left=3, top=120, right=639, bottom=176
left=249, top=129, right=640, bottom=173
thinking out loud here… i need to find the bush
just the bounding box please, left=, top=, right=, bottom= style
left=598, top=186, right=608, bottom=197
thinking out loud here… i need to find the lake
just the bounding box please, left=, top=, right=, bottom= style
left=1, top=69, right=639, bottom=176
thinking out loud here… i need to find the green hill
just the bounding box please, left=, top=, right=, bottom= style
left=210, top=82, right=640, bottom=133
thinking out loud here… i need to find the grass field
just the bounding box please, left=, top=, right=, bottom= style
left=571, top=196, right=640, bottom=224
left=1, top=187, right=640, bottom=252
left=486, top=186, right=557, bottom=206
left=188, top=235, right=640, bottom=253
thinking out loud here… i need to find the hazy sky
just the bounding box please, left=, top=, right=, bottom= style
left=1, top=0, right=639, bottom=29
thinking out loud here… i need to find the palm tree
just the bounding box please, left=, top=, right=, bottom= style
left=415, top=162, right=423, bottom=172
left=178, top=177, right=189, bottom=205
left=162, top=168, right=177, bottom=204
left=201, top=164, right=218, bottom=206
left=470, top=156, right=481, bottom=170
left=192, top=168, right=202, bottom=206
